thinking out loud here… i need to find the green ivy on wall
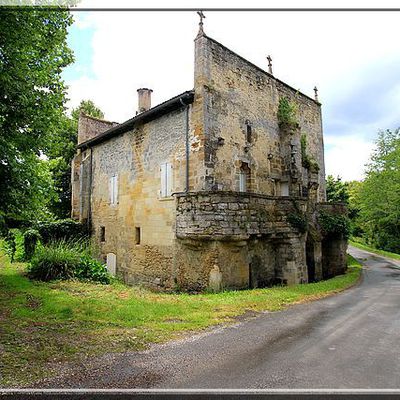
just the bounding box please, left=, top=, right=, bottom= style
left=300, top=134, right=320, bottom=172
left=318, top=211, right=351, bottom=239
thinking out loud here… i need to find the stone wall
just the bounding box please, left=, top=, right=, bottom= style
left=176, top=191, right=307, bottom=239
left=174, top=191, right=309, bottom=291
left=88, top=107, right=195, bottom=288
left=193, top=34, right=326, bottom=201
left=77, top=113, right=118, bottom=145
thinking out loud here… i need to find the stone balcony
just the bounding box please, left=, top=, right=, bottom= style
left=175, top=191, right=308, bottom=241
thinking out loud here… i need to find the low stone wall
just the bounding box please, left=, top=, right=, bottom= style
left=176, top=191, right=307, bottom=239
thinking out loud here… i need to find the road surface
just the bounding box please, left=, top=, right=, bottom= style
left=36, top=246, right=400, bottom=389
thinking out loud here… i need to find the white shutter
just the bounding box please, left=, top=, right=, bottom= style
left=113, top=174, right=118, bottom=204
left=160, top=163, right=167, bottom=197
left=166, top=163, right=173, bottom=196
left=109, top=176, right=114, bottom=205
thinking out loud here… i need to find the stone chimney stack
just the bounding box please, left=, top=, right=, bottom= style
left=137, top=88, right=153, bottom=113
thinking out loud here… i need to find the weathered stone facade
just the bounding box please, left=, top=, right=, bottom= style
left=71, top=29, right=347, bottom=292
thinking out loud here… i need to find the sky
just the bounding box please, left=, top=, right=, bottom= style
left=62, top=1, right=400, bottom=182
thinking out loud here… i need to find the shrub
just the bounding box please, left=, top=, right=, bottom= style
left=277, top=97, right=298, bottom=127
left=4, top=231, right=16, bottom=262
left=28, top=240, right=110, bottom=284
left=319, top=212, right=351, bottom=239
left=37, top=219, right=89, bottom=244
left=23, top=229, right=41, bottom=261
left=76, top=254, right=110, bottom=284
left=28, top=241, right=80, bottom=281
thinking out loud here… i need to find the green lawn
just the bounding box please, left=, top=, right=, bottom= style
left=349, top=239, right=400, bottom=261
left=0, top=251, right=361, bottom=387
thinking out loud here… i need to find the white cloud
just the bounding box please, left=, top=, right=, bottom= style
left=65, top=9, right=400, bottom=179
left=324, top=135, right=374, bottom=181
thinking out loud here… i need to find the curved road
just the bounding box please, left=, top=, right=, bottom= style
left=38, top=246, right=400, bottom=389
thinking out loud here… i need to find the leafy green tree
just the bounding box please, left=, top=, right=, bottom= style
left=47, top=100, right=105, bottom=218
left=0, top=8, right=74, bottom=228
left=71, top=100, right=104, bottom=121
left=359, top=128, right=400, bottom=252
left=326, top=175, right=349, bottom=204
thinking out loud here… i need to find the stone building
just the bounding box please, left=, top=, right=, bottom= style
left=71, top=24, right=348, bottom=292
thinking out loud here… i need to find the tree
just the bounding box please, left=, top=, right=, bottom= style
left=358, top=128, right=400, bottom=252
left=0, top=9, right=74, bottom=228
left=326, top=175, right=349, bottom=204
left=47, top=100, right=105, bottom=219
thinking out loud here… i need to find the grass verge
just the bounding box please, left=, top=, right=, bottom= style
left=349, top=239, right=400, bottom=261
left=0, top=251, right=361, bottom=387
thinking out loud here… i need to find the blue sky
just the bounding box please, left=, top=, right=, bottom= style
left=63, top=9, right=400, bottom=181
left=63, top=23, right=96, bottom=82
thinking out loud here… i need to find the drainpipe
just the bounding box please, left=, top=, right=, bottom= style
left=87, top=148, right=93, bottom=233
left=180, top=99, right=190, bottom=192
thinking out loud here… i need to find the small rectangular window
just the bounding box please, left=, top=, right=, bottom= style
left=100, top=226, right=106, bottom=242
left=281, top=182, right=289, bottom=196
left=135, top=227, right=141, bottom=245
left=109, top=175, right=118, bottom=205
left=239, top=171, right=247, bottom=192
left=160, top=162, right=173, bottom=197
left=246, top=124, right=252, bottom=143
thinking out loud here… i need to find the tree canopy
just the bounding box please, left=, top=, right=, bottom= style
left=0, top=9, right=73, bottom=227
left=358, top=128, right=400, bottom=252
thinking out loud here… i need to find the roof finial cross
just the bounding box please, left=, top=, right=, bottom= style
left=196, top=11, right=206, bottom=38
left=314, top=86, right=319, bottom=102
left=267, top=55, right=273, bottom=75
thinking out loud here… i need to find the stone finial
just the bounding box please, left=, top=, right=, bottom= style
left=267, top=55, right=273, bottom=75
left=196, top=10, right=206, bottom=38
left=314, top=86, right=319, bottom=102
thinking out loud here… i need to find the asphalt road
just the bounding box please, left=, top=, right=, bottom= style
left=36, top=246, right=400, bottom=389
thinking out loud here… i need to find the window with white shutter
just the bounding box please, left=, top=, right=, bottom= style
left=109, top=175, right=118, bottom=205
left=160, top=162, right=173, bottom=198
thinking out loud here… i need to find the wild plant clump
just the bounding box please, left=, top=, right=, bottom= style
left=28, top=240, right=110, bottom=284
left=277, top=97, right=298, bottom=127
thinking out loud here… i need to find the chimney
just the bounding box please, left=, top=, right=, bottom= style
left=137, top=88, right=153, bottom=113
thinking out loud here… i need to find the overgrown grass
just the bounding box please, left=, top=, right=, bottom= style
left=0, top=250, right=362, bottom=387
left=350, top=238, right=400, bottom=261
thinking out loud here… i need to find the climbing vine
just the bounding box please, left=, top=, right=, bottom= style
left=318, top=211, right=351, bottom=239
left=300, top=134, right=320, bottom=172
left=287, top=212, right=308, bottom=233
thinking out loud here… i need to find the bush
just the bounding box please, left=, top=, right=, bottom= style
left=28, top=240, right=110, bottom=284
left=319, top=212, right=351, bottom=239
left=4, top=231, right=16, bottom=262
left=277, top=97, right=298, bottom=127
left=76, top=254, right=110, bottom=284
left=37, top=219, right=89, bottom=244
left=23, top=229, right=41, bottom=261
left=28, top=241, right=80, bottom=281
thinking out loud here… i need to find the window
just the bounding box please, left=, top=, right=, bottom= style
left=246, top=122, right=252, bottom=143
left=109, top=175, right=118, bottom=205
left=100, top=226, right=106, bottom=242
left=239, top=162, right=251, bottom=192
left=160, top=162, right=173, bottom=198
left=281, top=182, right=289, bottom=196
left=135, top=227, right=141, bottom=245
